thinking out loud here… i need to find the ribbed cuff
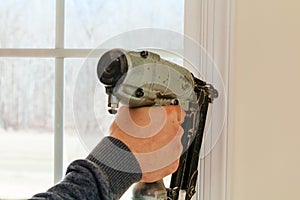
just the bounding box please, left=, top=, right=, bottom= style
left=87, top=137, right=142, bottom=198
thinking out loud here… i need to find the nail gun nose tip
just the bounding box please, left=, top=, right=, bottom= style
left=108, top=109, right=117, bottom=114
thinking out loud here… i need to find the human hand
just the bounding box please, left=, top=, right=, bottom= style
left=109, top=105, right=185, bottom=182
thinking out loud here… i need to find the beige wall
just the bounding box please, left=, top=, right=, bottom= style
left=231, top=0, right=300, bottom=199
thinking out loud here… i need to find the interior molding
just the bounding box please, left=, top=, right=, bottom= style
left=184, top=0, right=234, bottom=199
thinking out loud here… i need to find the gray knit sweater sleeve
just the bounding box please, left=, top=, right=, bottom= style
left=32, top=137, right=142, bottom=200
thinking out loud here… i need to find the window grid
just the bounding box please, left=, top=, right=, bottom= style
left=54, top=0, right=65, bottom=183
left=0, top=0, right=73, bottom=184
left=0, top=48, right=93, bottom=58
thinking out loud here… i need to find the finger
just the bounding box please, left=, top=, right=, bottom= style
left=175, top=106, right=186, bottom=124
left=134, top=132, right=183, bottom=171
left=115, top=106, right=167, bottom=138
left=141, top=159, right=180, bottom=183
left=164, top=105, right=186, bottom=125
left=179, top=108, right=186, bottom=124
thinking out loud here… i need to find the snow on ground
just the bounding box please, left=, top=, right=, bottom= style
left=0, top=130, right=54, bottom=199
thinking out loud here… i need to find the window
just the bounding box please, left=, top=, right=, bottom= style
left=0, top=0, right=184, bottom=199
left=0, top=0, right=232, bottom=199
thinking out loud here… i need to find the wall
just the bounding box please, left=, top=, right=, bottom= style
left=231, top=0, right=300, bottom=199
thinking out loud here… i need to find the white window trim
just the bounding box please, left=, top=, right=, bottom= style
left=184, top=0, right=234, bottom=199
left=184, top=0, right=234, bottom=200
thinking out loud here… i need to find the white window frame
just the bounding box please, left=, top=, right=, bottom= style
left=184, top=0, right=234, bottom=199
left=0, top=0, right=234, bottom=199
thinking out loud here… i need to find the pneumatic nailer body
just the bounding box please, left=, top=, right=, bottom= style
left=96, top=49, right=218, bottom=200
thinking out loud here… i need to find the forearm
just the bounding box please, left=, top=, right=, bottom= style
left=32, top=160, right=112, bottom=200
left=32, top=137, right=142, bottom=200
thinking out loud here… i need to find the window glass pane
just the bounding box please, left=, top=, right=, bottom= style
left=64, top=58, right=88, bottom=171
left=0, top=0, right=55, bottom=48
left=0, top=58, right=54, bottom=199
left=65, top=0, right=184, bottom=48
left=64, top=58, right=134, bottom=199
left=64, top=57, right=109, bottom=167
